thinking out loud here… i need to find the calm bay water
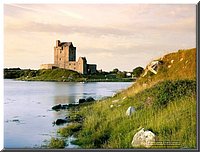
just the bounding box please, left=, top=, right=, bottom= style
left=4, top=79, right=132, bottom=148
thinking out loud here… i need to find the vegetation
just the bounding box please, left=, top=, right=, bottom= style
left=74, top=80, right=196, bottom=148
left=56, top=48, right=196, bottom=149
left=132, top=66, right=144, bottom=78
left=4, top=68, right=37, bottom=79
left=58, top=123, right=82, bottom=137
left=17, top=68, right=84, bottom=82
left=4, top=68, right=134, bottom=82
left=48, top=137, right=66, bottom=149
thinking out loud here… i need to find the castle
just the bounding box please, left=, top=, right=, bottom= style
left=40, top=40, right=97, bottom=74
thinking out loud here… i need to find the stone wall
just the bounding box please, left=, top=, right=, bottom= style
left=40, top=64, right=58, bottom=69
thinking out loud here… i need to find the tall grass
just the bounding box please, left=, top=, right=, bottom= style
left=75, top=79, right=196, bottom=148
left=70, top=48, right=197, bottom=149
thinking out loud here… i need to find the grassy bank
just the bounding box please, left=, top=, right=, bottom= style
left=74, top=80, right=196, bottom=148
left=52, top=48, right=196, bottom=149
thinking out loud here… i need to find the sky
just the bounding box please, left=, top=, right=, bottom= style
left=4, top=3, right=196, bottom=71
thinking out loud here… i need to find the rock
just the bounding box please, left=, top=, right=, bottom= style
left=54, top=119, right=68, bottom=125
left=171, top=60, right=174, bottom=63
left=62, top=104, right=68, bottom=109
left=12, top=119, right=20, bottom=122
left=131, top=128, right=155, bottom=148
left=142, top=60, right=163, bottom=77
left=67, top=103, right=78, bottom=108
left=112, top=99, right=119, bottom=103
left=122, top=97, right=127, bottom=100
left=79, top=98, right=86, bottom=104
left=112, top=93, right=116, bottom=97
left=168, top=65, right=171, bottom=68
left=52, top=104, right=62, bottom=111
left=85, top=97, right=95, bottom=102
left=52, top=104, right=69, bottom=111
left=52, top=103, right=77, bottom=111
left=110, top=104, right=114, bottom=108
left=126, top=106, right=135, bottom=116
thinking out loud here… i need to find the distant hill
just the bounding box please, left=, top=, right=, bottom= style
left=69, top=48, right=197, bottom=149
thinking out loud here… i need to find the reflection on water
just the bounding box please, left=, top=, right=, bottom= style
left=4, top=79, right=132, bottom=148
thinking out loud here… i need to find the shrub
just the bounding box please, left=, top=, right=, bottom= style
left=132, top=67, right=144, bottom=77
left=153, top=80, right=196, bottom=109
left=48, top=137, right=65, bottom=149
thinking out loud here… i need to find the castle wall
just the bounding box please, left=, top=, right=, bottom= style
left=65, top=61, right=78, bottom=71
left=40, top=64, right=58, bottom=69
left=77, top=57, right=87, bottom=74
left=87, top=64, right=97, bottom=74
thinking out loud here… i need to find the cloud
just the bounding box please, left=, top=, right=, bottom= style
left=4, top=4, right=196, bottom=71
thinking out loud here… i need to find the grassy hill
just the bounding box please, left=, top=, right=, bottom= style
left=17, top=68, right=85, bottom=82
left=53, top=48, right=196, bottom=149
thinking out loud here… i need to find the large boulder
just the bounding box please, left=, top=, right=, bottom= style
left=52, top=104, right=62, bottom=111
left=126, top=106, right=135, bottom=116
left=79, top=98, right=86, bottom=104
left=131, top=128, right=155, bottom=148
left=142, top=60, right=163, bottom=77
left=54, top=119, right=68, bottom=125
left=85, top=97, right=95, bottom=102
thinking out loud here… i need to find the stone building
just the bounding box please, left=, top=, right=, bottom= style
left=40, top=40, right=97, bottom=74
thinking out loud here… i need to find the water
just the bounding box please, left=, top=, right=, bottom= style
left=4, top=79, right=132, bottom=148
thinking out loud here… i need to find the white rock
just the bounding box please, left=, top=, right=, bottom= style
left=142, top=60, right=162, bottom=76
left=180, top=58, right=183, bottom=61
left=112, top=99, right=119, bottom=103
left=168, top=65, right=171, bottom=68
left=110, top=104, right=114, bottom=108
left=131, top=128, right=155, bottom=148
left=171, top=60, right=174, bottom=63
left=122, top=97, right=127, bottom=100
left=126, top=106, right=135, bottom=116
left=112, top=93, right=116, bottom=97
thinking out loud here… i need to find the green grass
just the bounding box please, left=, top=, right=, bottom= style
left=58, top=123, right=82, bottom=137
left=74, top=79, right=196, bottom=148
left=18, top=68, right=85, bottom=82
left=48, top=137, right=66, bottom=149
left=59, top=48, right=197, bottom=149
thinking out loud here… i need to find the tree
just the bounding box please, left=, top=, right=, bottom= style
left=112, top=68, right=119, bottom=73
left=132, top=67, right=144, bottom=78
left=116, top=71, right=126, bottom=78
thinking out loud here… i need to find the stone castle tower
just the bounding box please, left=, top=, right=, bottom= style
left=54, top=40, right=76, bottom=67
left=40, top=40, right=96, bottom=74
